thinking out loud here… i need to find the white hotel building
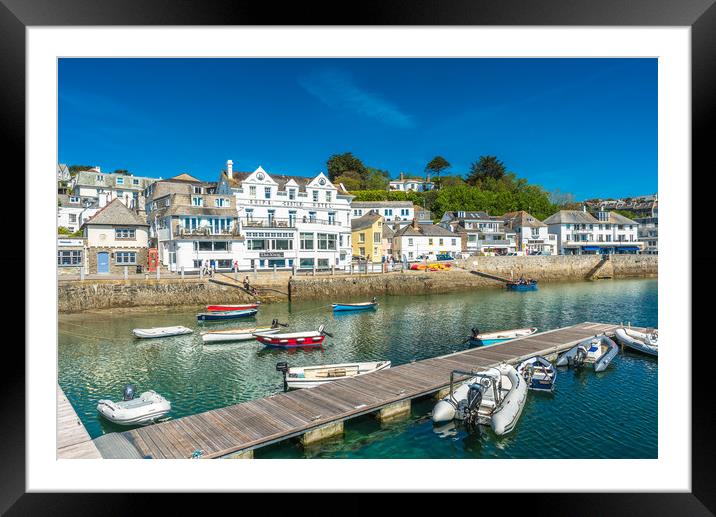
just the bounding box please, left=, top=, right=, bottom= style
left=543, top=209, right=643, bottom=255
left=218, top=161, right=354, bottom=270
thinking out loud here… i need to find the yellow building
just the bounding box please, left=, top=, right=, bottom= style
left=351, top=213, right=384, bottom=262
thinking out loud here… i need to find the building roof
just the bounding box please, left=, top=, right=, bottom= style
left=168, top=173, right=203, bottom=183
left=394, top=223, right=455, bottom=238
left=352, top=201, right=414, bottom=208
left=443, top=210, right=491, bottom=221
left=351, top=213, right=382, bottom=231
left=503, top=210, right=547, bottom=228
left=382, top=224, right=395, bottom=239
left=603, top=212, right=639, bottom=225
left=57, top=194, right=99, bottom=209
left=74, top=170, right=157, bottom=189
left=222, top=170, right=351, bottom=196
left=81, top=198, right=149, bottom=227
left=542, top=210, right=599, bottom=225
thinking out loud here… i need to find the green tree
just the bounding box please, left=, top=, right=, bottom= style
left=425, top=156, right=451, bottom=188
left=467, top=155, right=506, bottom=185
left=326, top=152, right=367, bottom=182
left=333, top=171, right=363, bottom=191
left=362, top=168, right=390, bottom=190
left=439, top=175, right=466, bottom=188
left=113, top=169, right=131, bottom=175
left=68, top=165, right=94, bottom=176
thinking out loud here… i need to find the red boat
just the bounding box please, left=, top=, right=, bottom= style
left=206, top=303, right=259, bottom=312
left=254, top=325, right=331, bottom=348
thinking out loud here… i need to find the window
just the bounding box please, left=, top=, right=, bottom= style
left=116, top=177, right=124, bottom=185
left=317, top=259, right=329, bottom=268
left=96, top=175, right=104, bottom=181
left=192, top=196, right=204, bottom=207
left=69, top=196, right=79, bottom=203
left=408, top=238, right=413, bottom=246
left=57, top=250, right=82, bottom=266
left=468, top=234, right=477, bottom=243
left=359, top=247, right=366, bottom=256
left=401, top=209, right=409, bottom=216
left=116, top=251, right=137, bottom=264
left=439, top=238, right=444, bottom=246
left=115, top=228, right=136, bottom=239
left=299, top=258, right=314, bottom=268
left=353, top=209, right=363, bottom=216
left=318, top=233, right=336, bottom=250
left=264, top=187, right=271, bottom=199
left=300, top=233, right=314, bottom=250
left=288, top=189, right=296, bottom=200
left=68, top=214, right=77, bottom=223
left=385, top=209, right=393, bottom=217
left=247, top=239, right=267, bottom=250
left=313, top=191, right=319, bottom=202
left=428, top=238, right=434, bottom=246
left=451, top=239, right=457, bottom=246
left=193, top=186, right=203, bottom=194
left=328, top=212, right=335, bottom=225
left=273, top=239, right=293, bottom=250
left=249, top=186, right=256, bottom=197
left=214, top=241, right=228, bottom=251
left=374, top=232, right=381, bottom=242
left=326, top=191, right=332, bottom=202
left=132, top=179, right=140, bottom=186
left=359, top=233, right=365, bottom=243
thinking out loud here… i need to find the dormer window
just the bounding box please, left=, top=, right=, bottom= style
left=193, top=186, right=203, bottom=194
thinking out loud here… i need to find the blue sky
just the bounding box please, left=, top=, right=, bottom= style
left=58, top=58, right=657, bottom=200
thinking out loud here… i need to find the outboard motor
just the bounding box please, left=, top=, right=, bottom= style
left=463, top=382, right=484, bottom=430
left=570, top=345, right=588, bottom=369
left=122, top=384, right=137, bottom=401
left=276, top=362, right=289, bottom=391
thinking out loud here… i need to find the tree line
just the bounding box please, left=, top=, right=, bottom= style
left=327, top=152, right=565, bottom=221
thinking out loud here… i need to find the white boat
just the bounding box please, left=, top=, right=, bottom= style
left=276, top=360, right=391, bottom=389
left=132, top=326, right=193, bottom=339
left=201, top=326, right=281, bottom=343
left=468, top=327, right=538, bottom=346
left=556, top=334, right=619, bottom=372
left=432, top=364, right=528, bottom=436
left=516, top=355, right=557, bottom=392
left=96, top=385, right=171, bottom=426
left=615, top=328, right=658, bottom=356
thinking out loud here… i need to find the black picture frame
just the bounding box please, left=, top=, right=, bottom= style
left=4, top=0, right=708, bottom=514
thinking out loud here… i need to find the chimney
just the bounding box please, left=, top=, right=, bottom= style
left=426, top=171, right=431, bottom=183
left=582, top=205, right=586, bottom=212
left=226, top=159, right=233, bottom=178
left=399, top=171, right=404, bottom=181
left=412, top=217, right=419, bottom=230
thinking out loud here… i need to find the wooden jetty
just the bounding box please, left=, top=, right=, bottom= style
left=91, top=322, right=644, bottom=459
left=57, top=385, right=101, bottom=459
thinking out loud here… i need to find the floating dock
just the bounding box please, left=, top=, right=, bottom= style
left=85, top=322, right=644, bottom=459
left=57, top=384, right=101, bottom=459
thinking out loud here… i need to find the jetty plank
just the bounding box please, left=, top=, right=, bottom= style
left=57, top=385, right=101, bottom=459
left=103, top=322, right=633, bottom=459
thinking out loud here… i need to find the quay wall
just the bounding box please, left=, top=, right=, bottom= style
left=288, top=255, right=657, bottom=301
left=58, top=255, right=657, bottom=312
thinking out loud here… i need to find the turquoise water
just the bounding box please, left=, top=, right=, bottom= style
left=58, top=278, right=657, bottom=458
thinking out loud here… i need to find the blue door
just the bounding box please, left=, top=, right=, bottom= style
left=97, top=252, right=109, bottom=274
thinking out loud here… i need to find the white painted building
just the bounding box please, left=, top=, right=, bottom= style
left=218, top=162, right=354, bottom=270
left=57, top=195, right=100, bottom=233
left=543, top=210, right=643, bottom=255
left=439, top=211, right=517, bottom=255
left=388, top=172, right=434, bottom=192
left=351, top=201, right=415, bottom=229
left=502, top=211, right=557, bottom=255
left=392, top=221, right=462, bottom=261
left=145, top=174, right=245, bottom=272
left=70, top=167, right=157, bottom=210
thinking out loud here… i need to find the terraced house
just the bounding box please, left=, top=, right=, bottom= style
left=351, top=213, right=384, bottom=262
left=393, top=219, right=461, bottom=261
left=351, top=201, right=415, bottom=229
left=70, top=167, right=156, bottom=210
left=80, top=198, right=149, bottom=274
left=439, top=211, right=517, bottom=255
left=543, top=209, right=643, bottom=255
left=218, top=161, right=353, bottom=271
left=503, top=210, right=557, bottom=255
left=145, top=173, right=243, bottom=272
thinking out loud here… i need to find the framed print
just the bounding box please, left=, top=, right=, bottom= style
left=3, top=0, right=711, bottom=513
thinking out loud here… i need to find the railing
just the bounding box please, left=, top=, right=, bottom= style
left=476, top=239, right=513, bottom=246
left=241, top=217, right=344, bottom=228
left=176, top=225, right=240, bottom=237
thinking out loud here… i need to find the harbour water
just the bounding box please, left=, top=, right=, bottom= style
left=58, top=278, right=657, bottom=458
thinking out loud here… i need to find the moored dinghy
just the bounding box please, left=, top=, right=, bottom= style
left=254, top=324, right=332, bottom=348
left=201, top=320, right=287, bottom=343
left=206, top=303, right=260, bottom=312
left=276, top=360, right=391, bottom=389
left=556, top=334, right=619, bottom=372
left=615, top=327, right=658, bottom=356
left=468, top=327, right=538, bottom=346
left=196, top=308, right=258, bottom=322
left=516, top=355, right=557, bottom=392
left=432, top=364, right=528, bottom=436
left=132, top=326, right=193, bottom=339
left=332, top=297, right=378, bottom=312
left=96, top=384, right=171, bottom=426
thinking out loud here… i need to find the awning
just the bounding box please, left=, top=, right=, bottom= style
left=581, top=246, right=601, bottom=251
left=616, top=246, right=640, bottom=251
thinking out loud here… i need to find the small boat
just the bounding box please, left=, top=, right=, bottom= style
left=196, top=308, right=258, bottom=322
left=276, top=360, right=391, bottom=389
left=255, top=324, right=332, bottom=348
left=96, top=384, right=171, bottom=426
left=432, top=364, right=528, bottom=436
left=201, top=326, right=281, bottom=343
left=206, top=303, right=260, bottom=312
left=516, top=355, right=557, bottom=392
left=506, top=279, right=538, bottom=291
left=132, top=326, right=193, bottom=339
left=556, top=334, right=619, bottom=372
left=615, top=327, right=658, bottom=356
left=332, top=298, right=378, bottom=312
left=468, top=327, right=538, bottom=346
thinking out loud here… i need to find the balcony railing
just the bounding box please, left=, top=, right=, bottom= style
left=175, top=225, right=240, bottom=237
left=241, top=216, right=344, bottom=229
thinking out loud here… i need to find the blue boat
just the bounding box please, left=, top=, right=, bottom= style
left=197, top=308, right=258, bottom=322
left=506, top=280, right=538, bottom=291
left=332, top=299, right=378, bottom=312
left=516, top=356, right=557, bottom=392
left=467, top=327, right=538, bottom=347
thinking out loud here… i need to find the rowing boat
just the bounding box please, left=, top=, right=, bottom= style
left=206, top=303, right=260, bottom=312
left=196, top=308, right=258, bottom=322
left=132, top=326, right=193, bottom=339
left=276, top=360, right=391, bottom=389
left=201, top=326, right=281, bottom=343
left=468, top=327, right=538, bottom=346
left=332, top=301, right=378, bottom=312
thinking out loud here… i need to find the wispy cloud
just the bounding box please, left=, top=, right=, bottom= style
left=299, top=69, right=414, bottom=129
